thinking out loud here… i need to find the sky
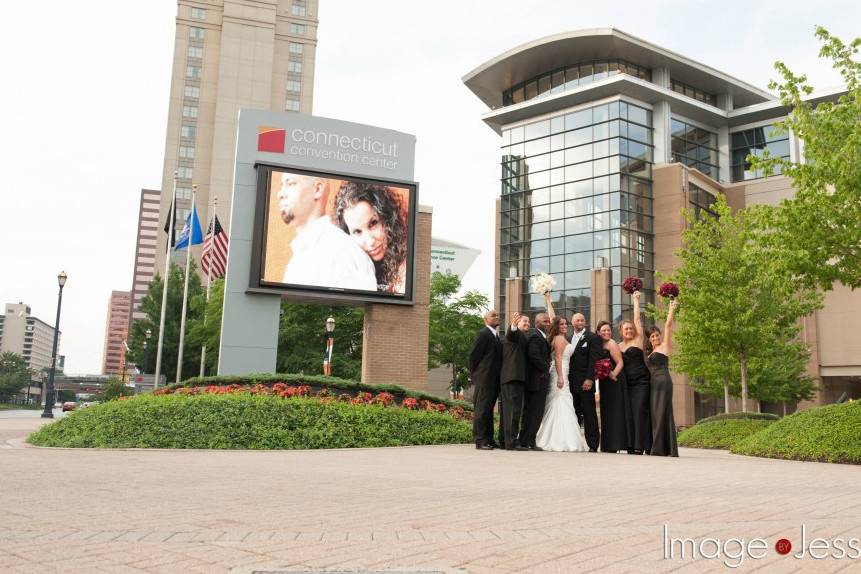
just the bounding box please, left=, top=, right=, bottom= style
left=1, top=0, right=858, bottom=374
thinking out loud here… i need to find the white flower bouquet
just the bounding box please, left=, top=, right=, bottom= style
left=530, top=272, right=556, bottom=294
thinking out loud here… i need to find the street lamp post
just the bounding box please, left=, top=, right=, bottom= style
left=323, top=317, right=335, bottom=376
left=142, top=328, right=152, bottom=374
left=42, top=271, right=67, bottom=419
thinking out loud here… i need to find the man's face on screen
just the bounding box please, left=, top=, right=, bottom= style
left=278, top=174, right=317, bottom=226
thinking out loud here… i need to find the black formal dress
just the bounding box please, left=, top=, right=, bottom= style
left=519, top=328, right=551, bottom=449
left=597, top=347, right=629, bottom=453
left=499, top=326, right=529, bottom=449
left=469, top=326, right=502, bottom=447
left=568, top=330, right=603, bottom=451
left=646, top=351, right=679, bottom=457
left=622, top=346, right=652, bottom=453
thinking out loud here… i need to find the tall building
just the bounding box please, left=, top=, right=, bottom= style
left=130, top=189, right=161, bottom=326
left=464, top=28, right=861, bottom=425
left=102, top=291, right=131, bottom=376
left=155, top=0, right=319, bottom=272
left=0, top=302, right=60, bottom=399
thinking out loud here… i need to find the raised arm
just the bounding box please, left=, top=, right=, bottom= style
left=632, top=291, right=644, bottom=341
left=663, top=299, right=678, bottom=355
left=506, top=312, right=521, bottom=342
left=543, top=292, right=556, bottom=320
left=553, top=335, right=566, bottom=387
left=608, top=340, right=624, bottom=380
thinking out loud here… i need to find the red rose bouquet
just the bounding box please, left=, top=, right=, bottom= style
left=594, top=358, right=612, bottom=380
left=658, top=281, right=680, bottom=299
left=622, top=276, right=643, bottom=294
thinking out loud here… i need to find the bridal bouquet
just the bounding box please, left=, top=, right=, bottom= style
left=622, top=276, right=643, bottom=294
left=594, top=358, right=612, bottom=380
left=530, top=272, right=556, bottom=294
left=658, top=281, right=680, bottom=299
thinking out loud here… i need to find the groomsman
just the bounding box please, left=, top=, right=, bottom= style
left=519, top=313, right=551, bottom=450
left=469, top=310, right=502, bottom=450
left=568, top=313, right=602, bottom=451
left=500, top=312, right=531, bottom=450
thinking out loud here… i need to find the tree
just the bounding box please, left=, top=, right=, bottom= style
left=428, top=272, right=490, bottom=395
left=186, top=277, right=225, bottom=376
left=749, top=27, right=861, bottom=290
left=126, top=261, right=204, bottom=383
left=92, top=377, right=135, bottom=402
left=671, top=196, right=822, bottom=411
left=277, top=303, right=365, bottom=379
left=0, top=352, right=31, bottom=403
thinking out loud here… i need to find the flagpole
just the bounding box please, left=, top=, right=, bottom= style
left=153, top=171, right=178, bottom=390
left=199, top=196, right=216, bottom=378
left=175, top=184, right=197, bottom=385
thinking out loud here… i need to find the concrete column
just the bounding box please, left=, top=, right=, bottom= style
left=589, top=268, right=611, bottom=326
left=717, top=126, right=730, bottom=184
left=360, top=206, right=433, bottom=391
left=652, top=100, right=672, bottom=165
left=504, top=277, right=523, bottom=323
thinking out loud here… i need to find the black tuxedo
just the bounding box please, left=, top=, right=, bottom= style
left=568, top=330, right=603, bottom=450
left=469, top=326, right=502, bottom=447
left=499, top=326, right=529, bottom=448
left=519, top=328, right=551, bottom=448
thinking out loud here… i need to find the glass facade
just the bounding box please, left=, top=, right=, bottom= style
left=499, top=99, right=656, bottom=325
left=502, top=59, right=651, bottom=107
left=730, top=124, right=790, bottom=182
left=688, top=182, right=717, bottom=220
left=670, top=78, right=717, bottom=106
left=671, top=118, right=719, bottom=179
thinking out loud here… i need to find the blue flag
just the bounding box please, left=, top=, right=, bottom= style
left=175, top=203, right=203, bottom=250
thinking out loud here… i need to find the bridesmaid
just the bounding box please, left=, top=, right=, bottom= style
left=595, top=321, right=628, bottom=453
left=619, top=290, right=652, bottom=455
left=646, top=299, right=679, bottom=457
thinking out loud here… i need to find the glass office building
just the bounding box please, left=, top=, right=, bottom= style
left=464, top=28, right=857, bottom=424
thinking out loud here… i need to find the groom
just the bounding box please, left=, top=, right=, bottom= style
left=519, top=312, right=552, bottom=450
left=568, top=313, right=602, bottom=452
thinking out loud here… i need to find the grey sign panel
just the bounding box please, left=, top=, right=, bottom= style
left=218, top=109, right=417, bottom=376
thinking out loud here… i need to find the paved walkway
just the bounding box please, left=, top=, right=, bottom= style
left=1, top=412, right=860, bottom=573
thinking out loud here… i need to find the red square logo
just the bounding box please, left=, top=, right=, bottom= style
left=258, top=126, right=286, bottom=153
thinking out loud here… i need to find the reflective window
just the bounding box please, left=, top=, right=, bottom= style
left=688, top=183, right=718, bottom=220
left=503, top=59, right=652, bottom=106
left=671, top=118, right=719, bottom=178
left=499, top=100, right=655, bottom=323
left=730, top=123, right=790, bottom=182
left=670, top=79, right=717, bottom=106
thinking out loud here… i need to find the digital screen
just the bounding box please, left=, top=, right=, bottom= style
left=255, top=166, right=416, bottom=302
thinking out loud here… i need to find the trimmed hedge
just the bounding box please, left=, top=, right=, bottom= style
left=27, top=393, right=472, bottom=449
left=697, top=412, right=780, bottom=425
left=678, top=419, right=774, bottom=449
left=169, top=373, right=472, bottom=411
left=732, top=401, right=861, bottom=464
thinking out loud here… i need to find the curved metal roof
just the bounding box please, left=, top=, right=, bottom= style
left=463, top=28, right=775, bottom=110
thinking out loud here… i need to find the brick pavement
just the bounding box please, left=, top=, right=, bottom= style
left=1, top=414, right=860, bottom=573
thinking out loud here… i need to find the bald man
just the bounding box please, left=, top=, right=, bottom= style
left=468, top=309, right=502, bottom=450
left=518, top=311, right=552, bottom=451
left=278, top=173, right=376, bottom=291
left=568, top=313, right=602, bottom=451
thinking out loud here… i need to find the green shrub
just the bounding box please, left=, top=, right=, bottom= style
left=677, top=419, right=774, bottom=449
left=168, top=373, right=473, bottom=411
left=697, top=412, right=780, bottom=425
left=26, top=393, right=472, bottom=449
left=732, top=401, right=861, bottom=464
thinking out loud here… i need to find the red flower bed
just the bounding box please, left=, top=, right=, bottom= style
left=150, top=384, right=469, bottom=420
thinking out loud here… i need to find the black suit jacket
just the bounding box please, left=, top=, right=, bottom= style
left=469, top=327, right=502, bottom=388
left=525, top=329, right=551, bottom=392
left=568, top=331, right=603, bottom=389
left=500, top=325, right=528, bottom=384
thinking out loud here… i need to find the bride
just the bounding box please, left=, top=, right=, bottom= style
left=535, top=293, right=589, bottom=452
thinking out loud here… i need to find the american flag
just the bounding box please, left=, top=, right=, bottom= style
left=201, top=216, right=229, bottom=279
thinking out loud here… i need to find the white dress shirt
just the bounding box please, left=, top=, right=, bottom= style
left=282, top=216, right=377, bottom=291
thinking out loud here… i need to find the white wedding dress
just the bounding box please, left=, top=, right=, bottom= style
left=535, top=342, right=589, bottom=452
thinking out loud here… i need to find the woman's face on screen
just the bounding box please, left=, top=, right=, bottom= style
left=342, top=200, right=388, bottom=262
